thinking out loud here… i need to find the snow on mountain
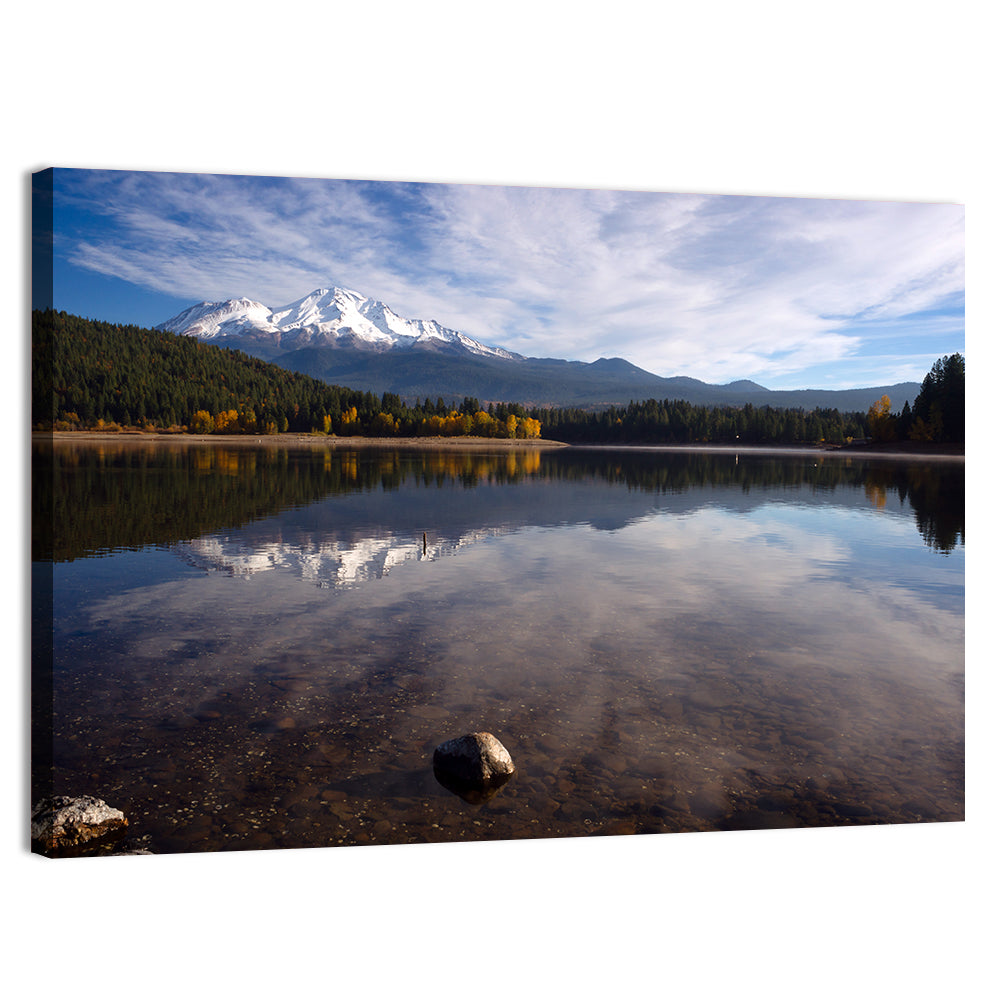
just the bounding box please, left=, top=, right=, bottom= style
left=156, top=297, right=277, bottom=340
left=157, top=286, right=521, bottom=361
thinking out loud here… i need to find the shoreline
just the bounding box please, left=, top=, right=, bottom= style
left=32, top=431, right=963, bottom=460
left=34, top=431, right=569, bottom=450
left=572, top=441, right=965, bottom=460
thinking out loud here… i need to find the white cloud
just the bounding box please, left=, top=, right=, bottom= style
left=56, top=171, right=964, bottom=386
left=368, top=186, right=964, bottom=382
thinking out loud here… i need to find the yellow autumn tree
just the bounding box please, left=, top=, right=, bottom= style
left=191, top=410, right=214, bottom=434
left=372, top=412, right=398, bottom=436
left=472, top=410, right=497, bottom=437
left=442, top=411, right=471, bottom=436
left=214, top=409, right=240, bottom=434
left=867, top=395, right=895, bottom=443
left=518, top=417, right=542, bottom=439
left=423, top=414, right=446, bottom=436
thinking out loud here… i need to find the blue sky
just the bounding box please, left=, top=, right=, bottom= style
left=47, top=168, right=964, bottom=390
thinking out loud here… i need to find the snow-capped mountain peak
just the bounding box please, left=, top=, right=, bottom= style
left=156, top=285, right=521, bottom=361
left=155, top=296, right=277, bottom=340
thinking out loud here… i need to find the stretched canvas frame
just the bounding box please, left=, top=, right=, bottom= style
left=30, top=168, right=965, bottom=859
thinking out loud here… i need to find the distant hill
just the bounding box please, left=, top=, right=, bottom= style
left=270, top=344, right=919, bottom=412
left=158, top=284, right=920, bottom=411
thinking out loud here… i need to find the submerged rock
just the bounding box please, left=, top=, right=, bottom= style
left=31, top=795, right=128, bottom=856
left=433, top=732, right=515, bottom=802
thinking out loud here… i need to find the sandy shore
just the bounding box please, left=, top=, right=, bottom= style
left=36, top=431, right=570, bottom=450
left=33, top=432, right=963, bottom=459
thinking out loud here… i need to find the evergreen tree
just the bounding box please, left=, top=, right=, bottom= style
left=912, top=353, right=964, bottom=443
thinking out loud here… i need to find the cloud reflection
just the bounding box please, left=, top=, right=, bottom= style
left=73, top=498, right=961, bottom=697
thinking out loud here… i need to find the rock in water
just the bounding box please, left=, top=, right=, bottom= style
left=433, top=732, right=515, bottom=802
left=31, top=795, right=128, bottom=855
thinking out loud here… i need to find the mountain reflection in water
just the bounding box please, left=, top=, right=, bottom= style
left=175, top=527, right=508, bottom=588
left=32, top=441, right=964, bottom=854
left=34, top=440, right=963, bottom=563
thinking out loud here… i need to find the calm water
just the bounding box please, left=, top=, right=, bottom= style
left=32, top=441, right=964, bottom=853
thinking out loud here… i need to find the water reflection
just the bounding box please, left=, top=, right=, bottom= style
left=34, top=441, right=964, bottom=563
left=175, top=527, right=509, bottom=587
left=33, top=442, right=964, bottom=854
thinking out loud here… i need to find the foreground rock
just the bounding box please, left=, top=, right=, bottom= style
left=433, top=732, right=515, bottom=803
left=31, top=795, right=128, bottom=856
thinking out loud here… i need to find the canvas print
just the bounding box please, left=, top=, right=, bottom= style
left=30, top=169, right=964, bottom=857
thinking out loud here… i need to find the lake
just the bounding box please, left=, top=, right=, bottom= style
left=31, top=439, right=965, bottom=854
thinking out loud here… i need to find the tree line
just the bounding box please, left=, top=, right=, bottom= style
left=865, top=353, right=964, bottom=444
left=531, top=353, right=964, bottom=446
left=33, top=311, right=963, bottom=446
left=530, top=398, right=867, bottom=445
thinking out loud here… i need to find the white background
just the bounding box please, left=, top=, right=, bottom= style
left=5, top=3, right=994, bottom=996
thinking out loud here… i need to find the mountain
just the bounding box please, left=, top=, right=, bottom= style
left=158, top=286, right=920, bottom=411
left=157, top=286, right=519, bottom=362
